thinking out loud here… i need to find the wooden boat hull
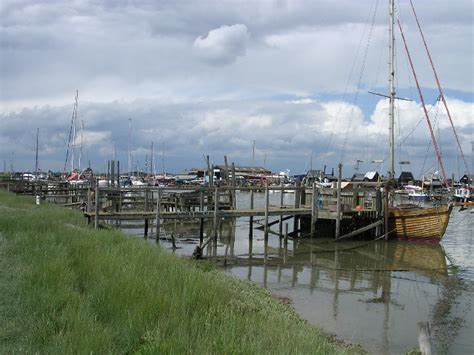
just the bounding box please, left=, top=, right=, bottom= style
left=388, top=205, right=452, bottom=242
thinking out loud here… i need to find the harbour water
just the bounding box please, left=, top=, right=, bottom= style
left=123, top=191, right=473, bottom=354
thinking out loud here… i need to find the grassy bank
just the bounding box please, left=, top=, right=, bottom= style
left=0, top=190, right=357, bottom=354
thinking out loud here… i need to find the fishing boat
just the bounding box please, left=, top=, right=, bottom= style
left=383, top=0, right=453, bottom=242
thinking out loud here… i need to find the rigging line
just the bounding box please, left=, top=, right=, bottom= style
left=410, top=0, right=471, bottom=177
left=322, top=0, right=378, bottom=160
left=339, top=0, right=380, bottom=162
left=420, top=98, right=441, bottom=177
left=369, top=94, right=440, bottom=171
left=397, top=19, right=449, bottom=187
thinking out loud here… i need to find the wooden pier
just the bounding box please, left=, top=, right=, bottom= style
left=1, top=179, right=387, bottom=242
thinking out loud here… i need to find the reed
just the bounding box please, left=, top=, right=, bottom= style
left=0, top=190, right=359, bottom=354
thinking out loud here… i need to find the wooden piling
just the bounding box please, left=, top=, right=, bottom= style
left=279, top=181, right=284, bottom=237
left=199, top=218, right=204, bottom=246
left=144, top=218, right=148, bottom=238
left=94, top=185, right=99, bottom=230
left=284, top=223, right=288, bottom=248
left=87, top=187, right=91, bottom=213
left=231, top=163, right=236, bottom=209
left=249, top=188, right=254, bottom=239
left=383, top=185, right=390, bottom=241
left=311, top=183, right=318, bottom=237
left=213, top=187, right=218, bottom=241
left=264, top=182, right=269, bottom=240
left=293, top=182, right=300, bottom=234
left=418, top=322, right=432, bottom=355
left=335, top=163, right=342, bottom=239
left=155, top=188, right=161, bottom=242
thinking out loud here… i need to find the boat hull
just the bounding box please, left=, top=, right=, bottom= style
left=388, top=205, right=452, bottom=242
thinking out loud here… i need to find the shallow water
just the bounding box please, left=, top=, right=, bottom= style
left=122, top=191, right=473, bottom=354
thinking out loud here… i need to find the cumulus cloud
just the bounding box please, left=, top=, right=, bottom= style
left=193, top=24, right=249, bottom=64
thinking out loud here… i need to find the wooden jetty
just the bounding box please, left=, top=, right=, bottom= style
left=1, top=178, right=387, bottom=243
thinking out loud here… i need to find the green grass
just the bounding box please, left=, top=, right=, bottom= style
left=0, top=190, right=360, bottom=354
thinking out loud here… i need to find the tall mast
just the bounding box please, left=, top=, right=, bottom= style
left=35, top=128, right=39, bottom=177
left=161, top=141, right=165, bottom=176
left=388, top=0, right=396, bottom=180
left=71, top=90, right=78, bottom=172
left=128, top=118, right=132, bottom=175
left=150, top=141, right=154, bottom=176
left=79, top=120, right=84, bottom=171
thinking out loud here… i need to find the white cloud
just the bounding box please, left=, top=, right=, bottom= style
left=193, top=24, right=249, bottom=64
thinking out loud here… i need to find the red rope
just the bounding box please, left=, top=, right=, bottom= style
left=397, top=19, right=449, bottom=187
left=410, top=0, right=470, bottom=178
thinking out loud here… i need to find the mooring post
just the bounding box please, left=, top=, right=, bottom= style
left=311, top=183, right=318, bottom=237
left=199, top=189, right=204, bottom=245
left=87, top=187, right=91, bottom=212
left=335, top=163, right=342, bottom=239
left=144, top=188, right=148, bottom=212
left=231, top=163, right=236, bottom=209
left=384, top=185, right=390, bottom=241
left=417, top=322, right=432, bottom=355
left=144, top=218, right=148, bottom=239
left=94, top=185, right=99, bottom=230
left=293, top=181, right=300, bottom=235
left=155, top=188, right=161, bottom=242
left=249, top=188, right=254, bottom=239
left=284, top=222, right=288, bottom=248
left=264, top=181, right=269, bottom=240
left=376, top=188, right=382, bottom=237
left=213, top=186, right=218, bottom=242
left=279, top=181, right=284, bottom=238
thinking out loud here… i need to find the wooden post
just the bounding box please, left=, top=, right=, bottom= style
left=94, top=185, right=99, bottom=230
left=206, top=155, right=212, bottom=187
left=279, top=181, right=284, bottom=238
left=264, top=182, right=269, bottom=240
left=199, top=218, right=204, bottom=246
left=231, top=163, right=236, bottom=209
left=311, top=183, right=317, bottom=237
left=293, top=181, right=300, bottom=235
left=376, top=188, right=382, bottom=237
left=144, top=218, right=148, bottom=238
left=418, top=322, right=432, bottom=355
left=249, top=188, right=254, bottom=239
left=144, top=188, right=148, bottom=212
left=224, top=155, right=232, bottom=207
left=87, top=187, right=91, bottom=213
left=213, top=187, right=218, bottom=242
left=155, top=188, right=161, bottom=242
left=384, top=185, right=390, bottom=241
left=335, top=163, right=342, bottom=239
left=284, top=222, right=288, bottom=247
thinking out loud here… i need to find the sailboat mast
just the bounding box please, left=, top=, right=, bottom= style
left=388, top=0, right=396, bottom=180
left=79, top=120, right=84, bottom=171
left=71, top=90, right=78, bottom=172
left=128, top=118, right=132, bottom=176
left=35, top=128, right=39, bottom=177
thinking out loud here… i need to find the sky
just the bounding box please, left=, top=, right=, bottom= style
left=1, top=0, right=473, bottom=178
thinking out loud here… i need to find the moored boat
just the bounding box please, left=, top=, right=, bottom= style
left=388, top=204, right=452, bottom=242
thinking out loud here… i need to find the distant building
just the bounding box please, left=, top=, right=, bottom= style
left=459, top=174, right=473, bottom=184
left=351, top=171, right=380, bottom=182
left=398, top=171, right=415, bottom=185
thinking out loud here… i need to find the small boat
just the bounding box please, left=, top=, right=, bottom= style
left=453, top=185, right=472, bottom=202
left=389, top=204, right=452, bottom=242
